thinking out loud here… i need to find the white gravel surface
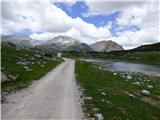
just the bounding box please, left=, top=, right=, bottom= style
left=2, top=59, right=83, bottom=120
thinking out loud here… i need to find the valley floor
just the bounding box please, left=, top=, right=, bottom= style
left=2, top=59, right=83, bottom=119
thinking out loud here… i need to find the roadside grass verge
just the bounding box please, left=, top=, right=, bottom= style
left=75, top=60, right=160, bottom=120
left=1, top=44, right=64, bottom=93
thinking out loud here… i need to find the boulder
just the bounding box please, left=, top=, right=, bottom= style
left=95, top=113, right=104, bottom=120
left=142, top=90, right=150, bottom=96
left=1, top=72, right=10, bottom=82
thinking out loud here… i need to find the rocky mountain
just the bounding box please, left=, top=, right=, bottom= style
left=37, top=35, right=93, bottom=52
left=91, top=40, right=124, bottom=52
left=1, top=34, right=42, bottom=47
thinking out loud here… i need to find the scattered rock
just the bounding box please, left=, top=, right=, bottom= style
left=16, top=61, right=29, bottom=65
left=41, top=65, right=44, bottom=67
left=1, top=72, right=10, bottom=82
left=133, top=82, right=140, bottom=86
left=128, top=93, right=135, bottom=99
left=127, top=75, right=132, bottom=80
left=106, top=100, right=112, bottom=105
left=101, top=92, right=106, bottom=96
left=35, top=54, right=41, bottom=58
left=93, top=108, right=99, bottom=112
left=8, top=74, right=19, bottom=80
left=113, top=73, right=117, bottom=75
left=142, top=90, right=150, bottom=96
left=98, top=66, right=102, bottom=70
left=23, top=66, right=32, bottom=71
left=147, top=85, right=153, bottom=88
left=101, top=99, right=105, bottom=102
left=83, top=97, right=92, bottom=100
left=95, top=113, right=104, bottom=120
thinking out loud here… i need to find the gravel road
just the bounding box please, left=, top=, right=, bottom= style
left=2, top=59, right=83, bottom=120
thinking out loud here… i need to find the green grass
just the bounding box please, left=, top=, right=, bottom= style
left=75, top=60, right=160, bottom=120
left=1, top=44, right=63, bottom=92
left=63, top=51, right=160, bottom=65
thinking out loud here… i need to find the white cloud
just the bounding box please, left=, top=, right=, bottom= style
left=84, top=0, right=159, bottom=49
left=1, top=0, right=111, bottom=43
left=111, top=29, right=159, bottom=49
left=113, top=0, right=160, bottom=49
left=83, top=0, right=149, bottom=17
left=1, top=0, right=160, bottom=49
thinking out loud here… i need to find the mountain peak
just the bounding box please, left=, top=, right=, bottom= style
left=91, top=40, right=124, bottom=52
left=45, top=35, right=81, bottom=45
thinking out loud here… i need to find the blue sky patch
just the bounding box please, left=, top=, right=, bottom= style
left=54, top=1, right=140, bottom=37
left=21, top=28, right=33, bottom=35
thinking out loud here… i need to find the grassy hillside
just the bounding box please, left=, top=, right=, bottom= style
left=75, top=60, right=160, bottom=120
left=63, top=51, right=160, bottom=64
left=1, top=44, right=63, bottom=93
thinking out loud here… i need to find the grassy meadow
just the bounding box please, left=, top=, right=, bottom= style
left=75, top=60, right=160, bottom=120
left=1, top=44, right=63, bottom=92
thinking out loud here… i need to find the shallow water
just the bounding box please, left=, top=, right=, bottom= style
left=82, top=59, right=160, bottom=76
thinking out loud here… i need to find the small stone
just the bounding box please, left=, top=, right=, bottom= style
left=83, top=97, right=92, bottom=100
left=101, top=99, right=105, bottom=102
left=8, top=74, right=19, bottom=80
left=127, top=75, right=132, bottom=80
left=133, top=82, right=140, bottom=86
left=41, top=65, right=44, bottom=67
left=113, top=73, right=117, bottom=75
left=128, top=93, right=135, bottom=98
left=99, top=66, right=102, bottom=70
left=142, top=90, right=150, bottom=96
left=1, top=72, right=10, bottom=82
left=147, top=85, right=153, bottom=88
left=16, top=61, right=28, bottom=65
left=23, top=66, right=32, bottom=71
left=35, top=54, right=41, bottom=58
left=101, top=92, right=106, bottom=96
left=95, top=113, right=104, bottom=120
left=93, top=108, right=99, bottom=111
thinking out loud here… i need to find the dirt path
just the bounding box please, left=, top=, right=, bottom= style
left=2, top=59, right=83, bottom=120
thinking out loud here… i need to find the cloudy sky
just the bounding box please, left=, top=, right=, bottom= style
left=1, top=0, right=160, bottom=49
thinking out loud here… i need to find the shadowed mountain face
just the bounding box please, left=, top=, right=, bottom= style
left=36, top=35, right=93, bottom=52
left=1, top=34, right=42, bottom=47
left=91, top=40, right=124, bottom=52
left=130, top=42, right=160, bottom=52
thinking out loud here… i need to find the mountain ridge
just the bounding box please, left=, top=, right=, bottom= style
left=91, top=40, right=124, bottom=52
